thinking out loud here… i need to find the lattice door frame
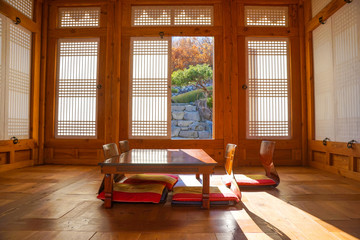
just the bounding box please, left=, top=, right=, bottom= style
left=129, top=37, right=172, bottom=139
left=245, top=37, right=291, bottom=139
left=54, top=38, right=100, bottom=139
left=0, top=13, right=32, bottom=140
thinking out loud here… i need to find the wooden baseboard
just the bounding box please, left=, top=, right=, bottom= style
left=310, top=161, right=360, bottom=182
left=44, top=158, right=99, bottom=165
left=0, top=160, right=34, bottom=172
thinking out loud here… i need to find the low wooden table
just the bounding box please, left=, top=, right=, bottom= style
left=98, top=149, right=217, bottom=209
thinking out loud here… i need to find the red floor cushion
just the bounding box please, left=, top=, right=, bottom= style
left=172, top=185, right=240, bottom=203
left=97, top=183, right=167, bottom=203
left=223, top=174, right=276, bottom=186
left=123, top=174, right=179, bottom=190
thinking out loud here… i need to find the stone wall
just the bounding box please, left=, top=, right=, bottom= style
left=171, top=103, right=212, bottom=139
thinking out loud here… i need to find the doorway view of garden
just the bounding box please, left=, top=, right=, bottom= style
left=171, top=37, right=214, bottom=139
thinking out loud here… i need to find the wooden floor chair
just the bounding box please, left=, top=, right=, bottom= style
left=119, top=140, right=179, bottom=191
left=98, top=142, right=168, bottom=204
left=171, top=144, right=241, bottom=205
left=223, top=141, right=280, bottom=187
left=98, top=143, right=125, bottom=194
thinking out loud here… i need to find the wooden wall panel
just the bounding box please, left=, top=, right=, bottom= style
left=330, top=154, right=349, bottom=171
left=53, top=149, right=77, bottom=160
left=45, top=148, right=101, bottom=165
left=309, top=140, right=360, bottom=181
left=304, top=0, right=360, bottom=181
left=0, top=153, right=9, bottom=165
left=78, top=149, right=99, bottom=159
left=14, top=150, right=32, bottom=163
left=0, top=1, right=43, bottom=172
left=313, top=151, right=326, bottom=164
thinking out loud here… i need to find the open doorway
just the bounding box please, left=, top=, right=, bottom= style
left=171, top=37, right=214, bottom=139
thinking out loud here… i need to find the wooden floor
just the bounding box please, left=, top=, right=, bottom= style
left=0, top=165, right=359, bottom=240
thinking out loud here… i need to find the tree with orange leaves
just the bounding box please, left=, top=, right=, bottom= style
left=171, top=37, right=213, bottom=71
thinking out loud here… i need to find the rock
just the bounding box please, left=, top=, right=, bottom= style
left=171, top=127, right=180, bottom=137
left=178, top=120, right=193, bottom=127
left=180, top=127, right=189, bottom=130
left=198, top=131, right=211, bottom=139
left=172, top=111, right=184, bottom=120
left=195, top=99, right=212, bottom=121
left=172, top=105, right=186, bottom=111
left=201, top=108, right=212, bottom=121
left=189, top=121, right=205, bottom=131
left=185, top=105, right=197, bottom=112
left=184, top=111, right=200, bottom=121
left=171, top=120, right=178, bottom=126
left=205, top=120, right=213, bottom=133
left=179, top=131, right=199, bottom=138
left=196, top=125, right=205, bottom=131
left=189, top=121, right=199, bottom=130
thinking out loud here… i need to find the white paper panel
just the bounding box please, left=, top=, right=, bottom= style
left=174, top=7, right=213, bottom=26
left=311, top=0, right=331, bottom=17
left=56, top=39, right=99, bottom=138
left=313, top=0, right=360, bottom=142
left=245, top=6, right=288, bottom=27
left=132, top=6, right=213, bottom=26
left=4, top=0, right=33, bottom=19
left=7, top=23, right=31, bottom=139
left=313, top=20, right=334, bottom=140
left=130, top=39, right=170, bottom=138
left=332, top=1, right=360, bottom=142
left=247, top=39, right=289, bottom=138
left=0, top=16, right=4, bottom=140
left=59, top=8, right=100, bottom=28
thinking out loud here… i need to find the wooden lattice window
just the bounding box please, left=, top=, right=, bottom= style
left=132, top=6, right=213, bottom=26
left=59, top=8, right=101, bottom=28
left=4, top=0, right=33, bottom=19
left=0, top=16, right=4, bottom=140
left=246, top=39, right=290, bottom=138
left=55, top=39, right=99, bottom=138
left=0, top=13, right=32, bottom=140
left=245, top=6, right=288, bottom=27
left=129, top=38, right=171, bottom=138
left=313, top=0, right=360, bottom=142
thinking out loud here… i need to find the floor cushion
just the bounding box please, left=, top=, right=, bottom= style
left=171, top=176, right=240, bottom=205
left=97, top=183, right=167, bottom=203
left=223, top=174, right=277, bottom=187
left=123, top=174, right=179, bottom=190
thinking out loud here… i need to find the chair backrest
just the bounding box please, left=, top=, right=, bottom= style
left=102, top=143, right=119, bottom=159
left=229, top=178, right=242, bottom=200
left=259, top=140, right=280, bottom=185
left=224, top=143, right=237, bottom=176
left=119, top=140, right=130, bottom=154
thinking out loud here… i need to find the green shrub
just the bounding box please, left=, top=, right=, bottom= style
left=207, top=96, right=213, bottom=109
left=172, top=86, right=213, bottom=103
left=171, top=88, right=179, bottom=93
left=171, top=89, right=204, bottom=103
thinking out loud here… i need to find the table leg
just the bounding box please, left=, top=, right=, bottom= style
left=202, top=173, right=210, bottom=209
left=104, top=173, right=113, bottom=208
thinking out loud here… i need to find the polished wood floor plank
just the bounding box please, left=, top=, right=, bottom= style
left=27, top=231, right=95, bottom=240
left=90, top=232, right=141, bottom=240
left=0, top=165, right=359, bottom=240
left=138, top=232, right=217, bottom=240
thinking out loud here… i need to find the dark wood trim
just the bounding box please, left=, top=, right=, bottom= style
left=305, top=0, right=347, bottom=33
